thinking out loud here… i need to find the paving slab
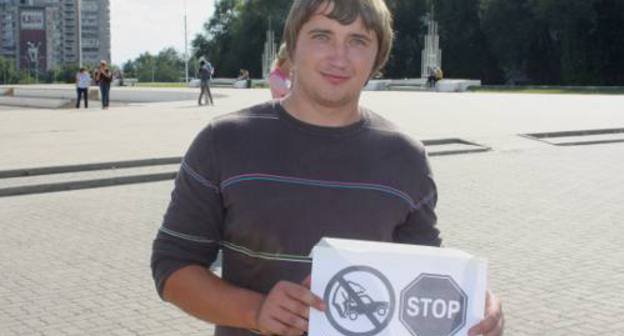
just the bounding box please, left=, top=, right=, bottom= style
left=1, top=86, right=624, bottom=335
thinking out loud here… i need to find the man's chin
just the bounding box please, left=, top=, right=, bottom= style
left=311, top=90, right=358, bottom=108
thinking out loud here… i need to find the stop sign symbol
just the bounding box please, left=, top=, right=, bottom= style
left=400, top=274, right=467, bottom=336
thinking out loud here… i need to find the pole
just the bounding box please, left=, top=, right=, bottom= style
left=77, top=0, right=82, bottom=67
left=184, top=0, right=189, bottom=84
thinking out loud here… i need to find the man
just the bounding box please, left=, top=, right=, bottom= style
left=151, top=1, right=504, bottom=336
left=199, top=59, right=215, bottom=106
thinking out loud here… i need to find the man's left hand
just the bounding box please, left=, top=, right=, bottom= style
left=468, top=290, right=504, bottom=336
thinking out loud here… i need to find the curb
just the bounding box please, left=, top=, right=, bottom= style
left=0, top=157, right=182, bottom=179
left=0, top=172, right=177, bottom=198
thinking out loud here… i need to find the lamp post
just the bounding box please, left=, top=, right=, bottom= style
left=184, top=0, right=189, bottom=84
left=77, top=0, right=82, bottom=67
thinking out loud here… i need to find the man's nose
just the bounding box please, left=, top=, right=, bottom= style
left=328, top=41, right=348, bottom=68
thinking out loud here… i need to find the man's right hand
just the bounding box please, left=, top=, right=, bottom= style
left=254, top=280, right=325, bottom=336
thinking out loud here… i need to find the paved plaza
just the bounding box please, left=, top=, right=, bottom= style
left=1, top=87, right=624, bottom=335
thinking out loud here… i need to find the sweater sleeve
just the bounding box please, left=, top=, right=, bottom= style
left=150, top=124, right=224, bottom=299
left=393, top=169, right=442, bottom=247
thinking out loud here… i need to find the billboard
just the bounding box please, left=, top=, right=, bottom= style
left=18, top=8, right=47, bottom=74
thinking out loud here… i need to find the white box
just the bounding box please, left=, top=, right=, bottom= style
left=309, top=238, right=487, bottom=336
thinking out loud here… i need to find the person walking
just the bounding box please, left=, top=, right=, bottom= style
left=95, top=60, right=112, bottom=109
left=75, top=67, right=91, bottom=109
left=198, top=59, right=214, bottom=106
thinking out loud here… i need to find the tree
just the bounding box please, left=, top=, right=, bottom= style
left=591, top=0, right=624, bottom=85
left=193, top=0, right=291, bottom=78
left=122, top=60, right=137, bottom=78
left=0, top=56, right=19, bottom=84
left=155, top=47, right=185, bottom=82
left=384, top=0, right=428, bottom=78
left=480, top=0, right=538, bottom=84
left=189, top=0, right=623, bottom=85
left=433, top=0, right=502, bottom=82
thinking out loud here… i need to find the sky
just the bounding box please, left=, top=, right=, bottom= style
left=110, top=0, right=215, bottom=66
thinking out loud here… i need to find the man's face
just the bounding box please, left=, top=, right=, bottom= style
left=291, top=7, right=378, bottom=108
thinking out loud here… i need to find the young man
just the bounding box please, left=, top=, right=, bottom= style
left=198, top=59, right=215, bottom=106
left=151, top=1, right=504, bottom=336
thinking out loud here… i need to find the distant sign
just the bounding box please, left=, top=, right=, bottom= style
left=20, top=10, right=44, bottom=30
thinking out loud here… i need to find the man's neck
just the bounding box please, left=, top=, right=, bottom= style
left=281, top=90, right=362, bottom=127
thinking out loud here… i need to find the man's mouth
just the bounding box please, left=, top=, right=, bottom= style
left=321, top=72, right=350, bottom=85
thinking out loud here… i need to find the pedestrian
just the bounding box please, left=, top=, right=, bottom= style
left=198, top=59, right=214, bottom=106
left=426, top=66, right=436, bottom=88
left=268, top=43, right=292, bottom=99
left=237, top=69, right=251, bottom=88
left=94, top=60, right=112, bottom=109
left=75, top=67, right=91, bottom=109
left=116, top=70, right=125, bottom=87
left=434, top=66, right=444, bottom=86
left=151, top=1, right=504, bottom=336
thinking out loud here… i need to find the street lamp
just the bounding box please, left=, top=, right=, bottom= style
left=77, top=0, right=83, bottom=67
left=184, top=0, right=189, bottom=84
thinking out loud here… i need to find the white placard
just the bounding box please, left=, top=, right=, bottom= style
left=309, top=238, right=487, bottom=336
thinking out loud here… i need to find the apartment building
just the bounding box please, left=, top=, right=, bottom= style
left=0, top=0, right=110, bottom=72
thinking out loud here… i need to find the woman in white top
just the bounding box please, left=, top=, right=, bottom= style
left=75, top=67, right=91, bottom=109
left=268, top=44, right=292, bottom=99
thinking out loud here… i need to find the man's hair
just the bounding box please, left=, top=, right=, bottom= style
left=199, top=60, right=205, bottom=66
left=283, top=0, right=394, bottom=76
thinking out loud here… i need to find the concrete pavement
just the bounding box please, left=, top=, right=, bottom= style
left=1, top=87, right=624, bottom=335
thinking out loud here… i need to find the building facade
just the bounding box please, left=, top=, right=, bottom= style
left=0, top=0, right=110, bottom=73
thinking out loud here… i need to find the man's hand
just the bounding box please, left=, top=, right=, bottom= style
left=468, top=290, right=504, bottom=336
left=254, top=278, right=325, bottom=336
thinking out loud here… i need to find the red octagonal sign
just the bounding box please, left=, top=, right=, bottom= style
left=399, top=274, right=467, bottom=336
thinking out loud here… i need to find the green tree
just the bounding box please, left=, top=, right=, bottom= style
left=154, top=47, right=185, bottom=82
left=122, top=60, right=137, bottom=78
left=134, top=52, right=158, bottom=82
left=193, top=0, right=291, bottom=78
left=0, top=56, right=19, bottom=84
left=433, top=0, right=502, bottom=82
left=480, top=0, right=539, bottom=83
left=190, top=0, right=624, bottom=85
left=591, top=0, right=624, bottom=84
left=384, top=0, right=428, bottom=78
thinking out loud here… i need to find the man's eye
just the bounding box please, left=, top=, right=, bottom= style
left=313, top=34, right=329, bottom=41
left=351, top=38, right=368, bottom=47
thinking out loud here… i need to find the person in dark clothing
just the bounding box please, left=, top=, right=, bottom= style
left=151, top=1, right=504, bottom=336
left=426, top=66, right=436, bottom=88
left=198, top=59, right=214, bottom=106
left=95, top=60, right=112, bottom=109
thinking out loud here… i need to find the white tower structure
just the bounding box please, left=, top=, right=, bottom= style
left=262, top=18, right=276, bottom=79
left=421, top=8, right=442, bottom=78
